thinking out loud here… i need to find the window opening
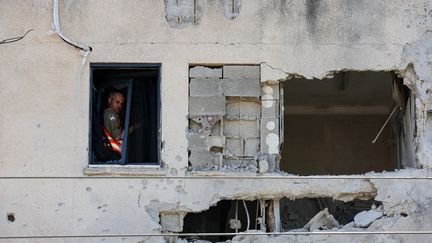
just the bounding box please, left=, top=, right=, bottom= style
left=90, top=65, right=160, bottom=165
left=280, top=71, right=412, bottom=175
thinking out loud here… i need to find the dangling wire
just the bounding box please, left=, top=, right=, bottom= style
left=0, top=29, right=33, bottom=45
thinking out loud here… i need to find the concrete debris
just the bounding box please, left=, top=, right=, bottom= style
left=229, top=218, right=242, bottom=230
left=258, top=160, right=269, bottom=173
left=160, top=212, right=185, bottom=232
left=354, top=210, right=383, bottom=228
left=303, top=208, right=340, bottom=231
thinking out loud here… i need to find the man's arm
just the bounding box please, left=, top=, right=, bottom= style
left=104, top=110, right=123, bottom=140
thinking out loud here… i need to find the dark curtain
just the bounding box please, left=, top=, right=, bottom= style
left=127, top=77, right=158, bottom=163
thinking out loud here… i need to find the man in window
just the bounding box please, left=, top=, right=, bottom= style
left=103, top=91, right=124, bottom=155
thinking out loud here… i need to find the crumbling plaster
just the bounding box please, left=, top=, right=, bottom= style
left=1, top=0, right=432, bottom=241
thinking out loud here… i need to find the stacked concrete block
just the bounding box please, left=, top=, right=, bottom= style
left=226, top=98, right=260, bottom=120
left=189, top=96, right=225, bottom=115
left=189, top=66, right=223, bottom=78
left=223, top=65, right=260, bottom=79
left=223, top=79, right=260, bottom=97
left=188, top=67, right=225, bottom=170
left=188, top=65, right=262, bottom=171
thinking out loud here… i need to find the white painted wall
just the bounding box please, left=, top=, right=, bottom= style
left=1, top=0, right=432, bottom=241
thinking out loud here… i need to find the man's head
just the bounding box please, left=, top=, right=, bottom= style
left=108, top=91, right=124, bottom=113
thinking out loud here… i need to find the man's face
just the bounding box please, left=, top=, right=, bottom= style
left=108, top=93, right=124, bottom=113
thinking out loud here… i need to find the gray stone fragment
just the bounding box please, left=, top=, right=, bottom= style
left=224, top=120, right=241, bottom=137
left=188, top=133, right=207, bottom=151
left=258, top=160, right=269, bottom=173
left=225, top=138, right=242, bottom=156
left=354, top=210, right=383, bottom=228
left=189, top=66, right=222, bottom=78
left=189, top=78, right=223, bottom=96
left=240, top=120, right=259, bottom=138
left=223, top=78, right=260, bottom=97
left=244, top=138, right=259, bottom=156
left=223, top=65, right=260, bottom=79
left=189, top=150, right=213, bottom=169
left=160, top=212, right=185, bottom=232
left=303, top=208, right=339, bottom=231
left=189, top=96, right=226, bottom=115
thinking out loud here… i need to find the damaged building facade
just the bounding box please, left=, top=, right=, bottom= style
left=2, top=0, right=432, bottom=242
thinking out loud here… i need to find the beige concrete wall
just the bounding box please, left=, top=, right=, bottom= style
left=1, top=0, right=432, bottom=241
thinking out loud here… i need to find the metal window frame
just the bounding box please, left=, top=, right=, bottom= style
left=89, top=63, right=162, bottom=166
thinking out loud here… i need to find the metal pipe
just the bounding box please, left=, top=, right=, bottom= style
left=52, top=0, right=92, bottom=52
left=372, top=105, right=399, bottom=144
left=242, top=200, right=250, bottom=231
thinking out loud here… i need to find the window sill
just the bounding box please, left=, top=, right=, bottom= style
left=84, top=164, right=166, bottom=177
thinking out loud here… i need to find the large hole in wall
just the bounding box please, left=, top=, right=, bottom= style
left=280, top=197, right=381, bottom=231
left=280, top=71, right=413, bottom=175
left=181, top=200, right=260, bottom=242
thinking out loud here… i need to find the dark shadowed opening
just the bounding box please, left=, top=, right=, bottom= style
left=182, top=200, right=259, bottom=242
left=90, top=65, right=160, bottom=165
left=280, top=71, right=411, bottom=175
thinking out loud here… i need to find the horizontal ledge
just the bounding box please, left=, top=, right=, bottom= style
left=83, top=165, right=166, bottom=176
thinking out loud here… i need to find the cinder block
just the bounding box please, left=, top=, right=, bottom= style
left=224, top=120, right=241, bottom=137
left=244, top=138, right=259, bottom=156
left=225, top=138, right=242, bottom=156
left=261, top=83, right=280, bottom=100
left=189, top=96, right=226, bottom=115
left=189, top=78, right=222, bottom=97
left=210, top=120, right=221, bottom=135
left=223, top=78, right=260, bottom=97
left=189, top=66, right=222, bottom=78
left=223, top=65, right=260, bottom=79
left=240, top=101, right=260, bottom=119
left=189, top=150, right=213, bottom=169
left=188, top=133, right=208, bottom=151
left=240, top=120, right=260, bottom=138
left=261, top=100, right=279, bottom=118
left=226, top=98, right=240, bottom=119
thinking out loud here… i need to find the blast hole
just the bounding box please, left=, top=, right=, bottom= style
left=7, top=213, right=15, bottom=222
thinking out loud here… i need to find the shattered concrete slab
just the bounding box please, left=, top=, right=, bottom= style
left=303, top=208, right=340, bottom=231
left=354, top=210, right=383, bottom=228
